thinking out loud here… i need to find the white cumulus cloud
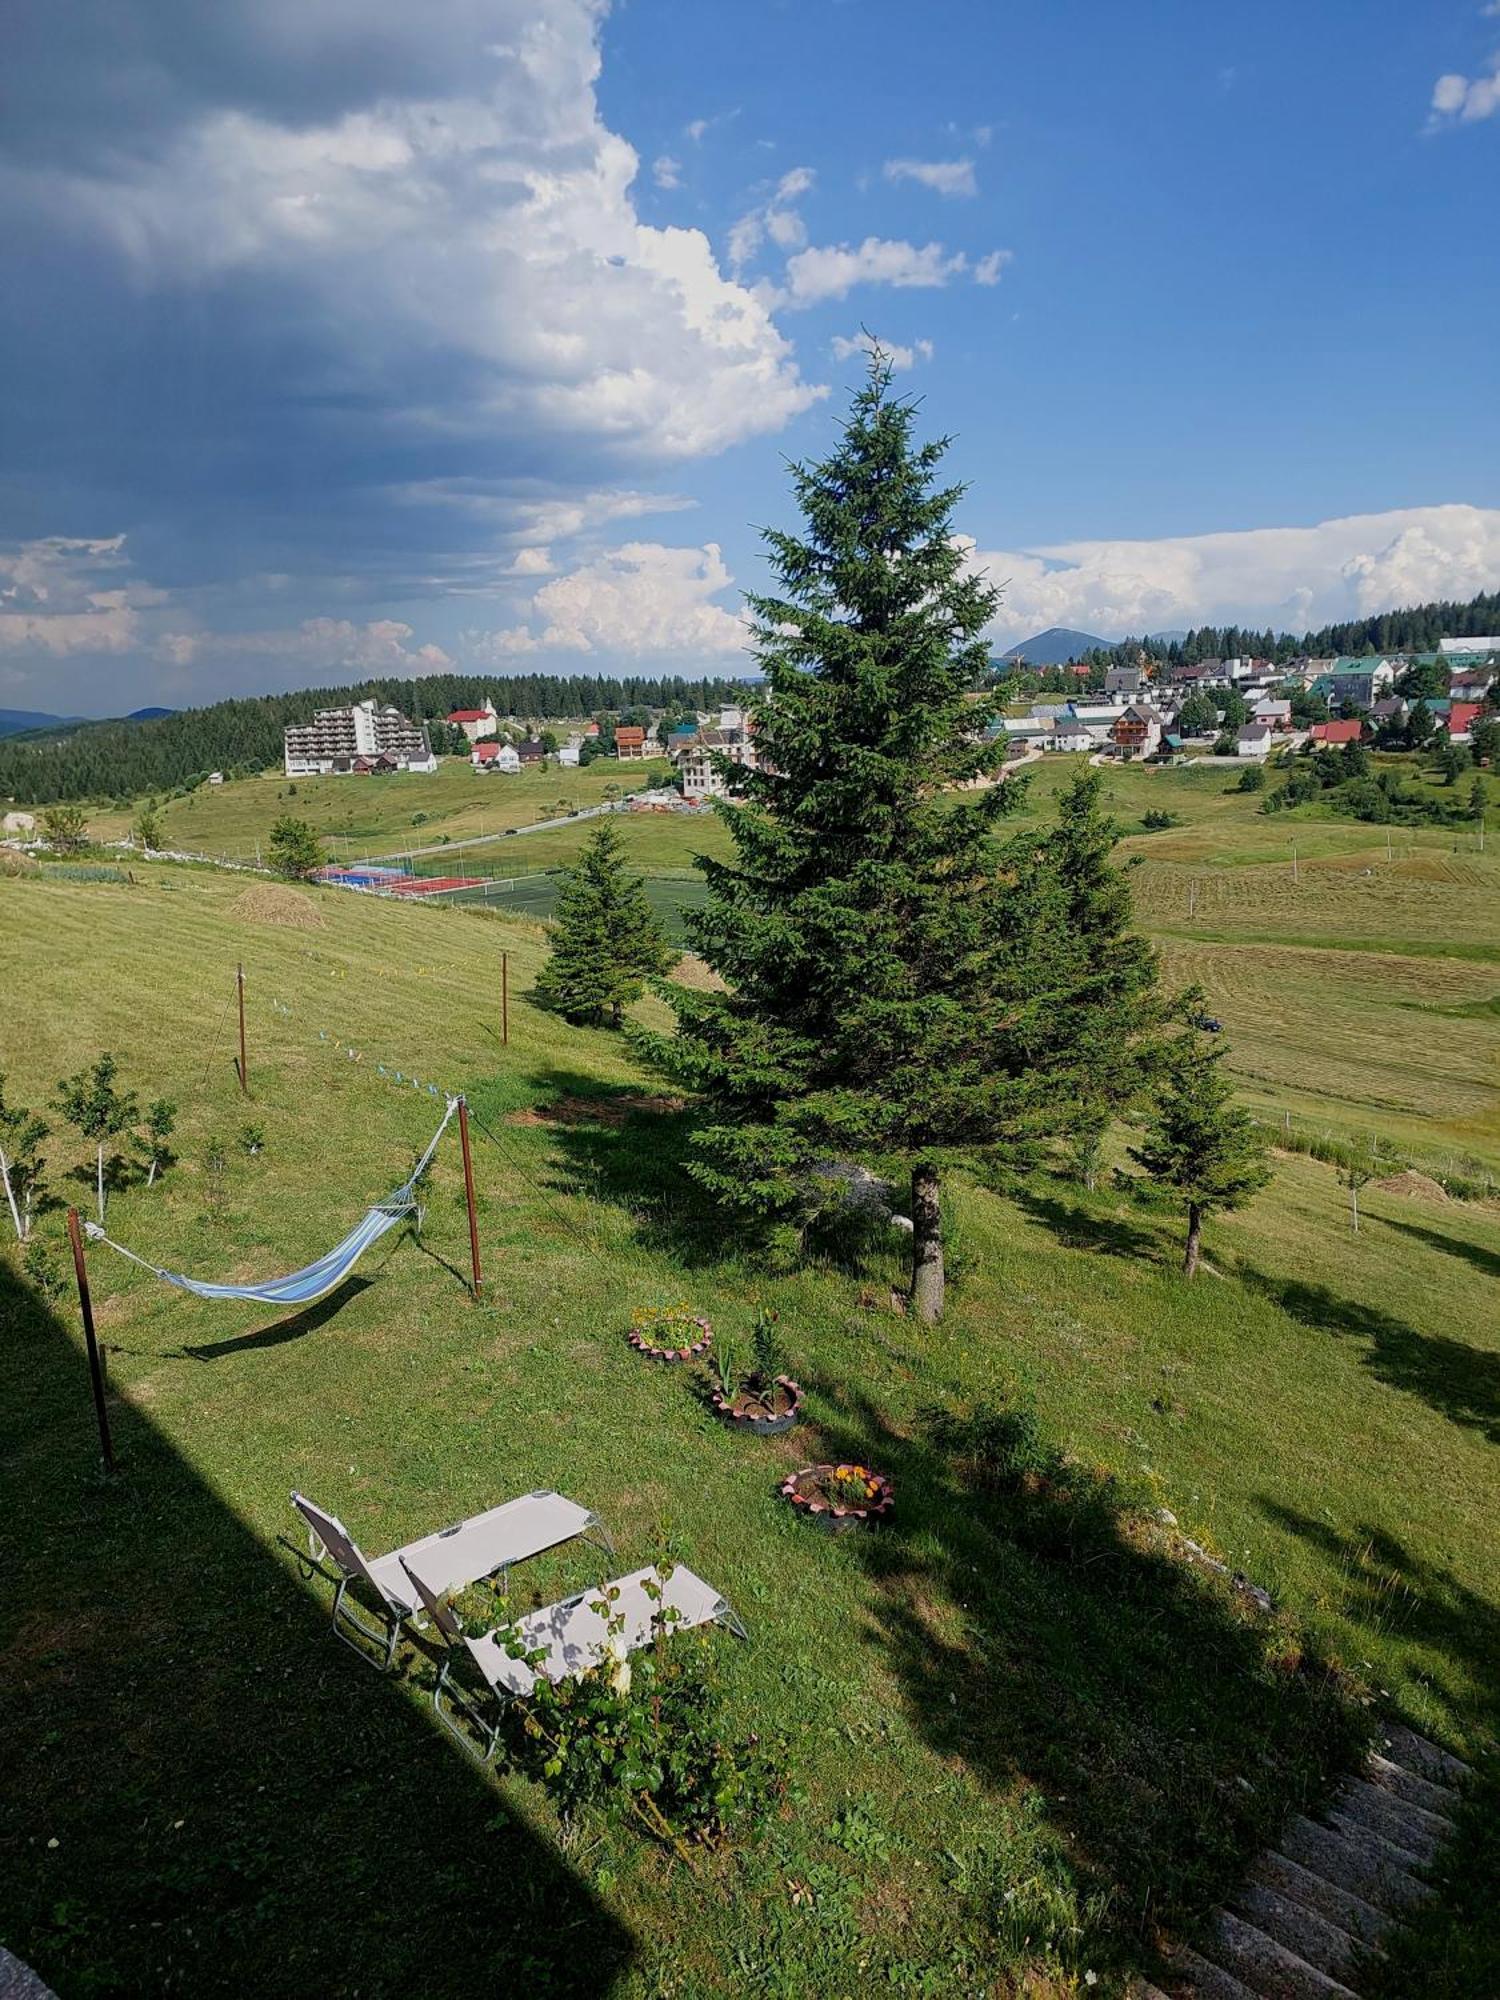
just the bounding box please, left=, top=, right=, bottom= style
left=0, top=535, right=164, bottom=656
left=967, top=505, right=1500, bottom=646
left=778, top=237, right=970, bottom=307
left=831, top=331, right=933, bottom=370
left=883, top=157, right=978, bottom=197
left=469, top=541, right=751, bottom=660
left=1430, top=64, right=1500, bottom=122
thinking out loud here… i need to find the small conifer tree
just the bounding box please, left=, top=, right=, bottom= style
left=268, top=815, right=325, bottom=880
left=536, top=820, right=673, bottom=1028
left=1130, top=1034, right=1269, bottom=1275
left=53, top=1052, right=140, bottom=1222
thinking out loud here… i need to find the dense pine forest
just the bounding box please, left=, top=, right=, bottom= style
left=0, top=672, right=750, bottom=805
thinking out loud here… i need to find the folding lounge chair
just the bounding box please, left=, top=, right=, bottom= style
left=290, top=1489, right=614, bottom=1671
left=400, top=1558, right=748, bottom=1760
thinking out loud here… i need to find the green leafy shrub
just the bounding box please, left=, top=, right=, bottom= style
left=473, top=1564, right=781, bottom=1853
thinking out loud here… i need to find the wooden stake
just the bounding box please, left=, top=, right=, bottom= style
left=502, top=951, right=510, bottom=1047
left=457, top=1097, right=483, bottom=1301
left=67, top=1207, right=116, bottom=1475
left=237, top=962, right=248, bottom=1094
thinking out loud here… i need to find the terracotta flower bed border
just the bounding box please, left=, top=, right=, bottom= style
left=626, top=1315, right=714, bottom=1363
left=780, top=1462, right=894, bottom=1532
left=710, top=1374, right=804, bottom=1434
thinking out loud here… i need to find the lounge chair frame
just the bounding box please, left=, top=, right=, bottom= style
left=291, top=1489, right=614, bottom=1671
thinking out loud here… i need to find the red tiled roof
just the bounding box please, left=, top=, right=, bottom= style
left=447, top=708, right=491, bottom=723
left=473, top=741, right=507, bottom=760
left=1447, top=702, right=1484, bottom=733
left=1310, top=720, right=1363, bottom=743
left=615, top=725, right=646, bottom=745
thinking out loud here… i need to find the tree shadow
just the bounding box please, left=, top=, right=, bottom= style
left=1008, top=1182, right=1169, bottom=1264
left=0, top=1258, right=634, bottom=1998
left=520, top=1067, right=740, bottom=1269
left=797, top=1378, right=1358, bottom=1984
left=177, top=1277, right=374, bottom=1361
left=1239, top=1265, right=1500, bottom=1444
left=1379, top=1214, right=1500, bottom=1283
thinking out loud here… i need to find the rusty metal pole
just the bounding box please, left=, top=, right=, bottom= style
left=66, top=1207, right=116, bottom=1475
left=457, top=1097, right=482, bottom=1301
left=237, top=963, right=248, bottom=1094
left=502, top=951, right=509, bottom=1047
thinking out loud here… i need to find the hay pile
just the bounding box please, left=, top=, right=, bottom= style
left=230, top=883, right=324, bottom=930
left=1375, top=1169, right=1449, bottom=1203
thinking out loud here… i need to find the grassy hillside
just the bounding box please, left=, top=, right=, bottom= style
left=87, top=756, right=674, bottom=861
left=1, top=859, right=1496, bottom=1996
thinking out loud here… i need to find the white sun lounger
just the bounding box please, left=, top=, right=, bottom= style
left=399, top=1558, right=747, bottom=1758
left=291, top=1489, right=613, bottom=1671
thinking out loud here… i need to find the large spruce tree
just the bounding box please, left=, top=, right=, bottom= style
left=536, top=819, right=673, bottom=1028
left=646, top=355, right=1111, bottom=1321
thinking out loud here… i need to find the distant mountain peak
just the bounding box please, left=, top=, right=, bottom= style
left=998, top=627, right=1111, bottom=666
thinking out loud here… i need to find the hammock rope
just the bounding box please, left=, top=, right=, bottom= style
left=84, top=1097, right=459, bottom=1307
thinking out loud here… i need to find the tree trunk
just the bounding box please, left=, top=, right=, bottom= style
left=1183, top=1201, right=1202, bottom=1278
left=97, top=1143, right=106, bottom=1224
left=910, top=1164, right=944, bottom=1324
left=0, top=1148, right=21, bottom=1243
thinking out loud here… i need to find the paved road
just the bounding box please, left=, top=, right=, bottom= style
left=355, top=798, right=626, bottom=867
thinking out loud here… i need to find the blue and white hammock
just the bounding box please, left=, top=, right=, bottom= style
left=83, top=1097, right=458, bottom=1307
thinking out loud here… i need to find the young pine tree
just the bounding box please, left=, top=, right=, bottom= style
left=0, top=1072, right=49, bottom=1242
left=645, top=354, right=1096, bottom=1322
left=536, top=819, right=673, bottom=1028
left=54, top=1052, right=140, bottom=1223
left=1130, top=1035, right=1269, bottom=1276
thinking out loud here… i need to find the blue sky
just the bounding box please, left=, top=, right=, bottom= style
left=2, top=0, right=1498, bottom=714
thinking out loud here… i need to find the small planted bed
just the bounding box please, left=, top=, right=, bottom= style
left=781, top=1462, right=894, bottom=1534
left=627, top=1303, right=713, bottom=1363
left=704, top=1307, right=802, bottom=1435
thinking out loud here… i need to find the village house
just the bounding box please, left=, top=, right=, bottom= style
left=516, top=736, right=548, bottom=767
left=1370, top=696, right=1409, bottom=726
left=446, top=700, right=499, bottom=746
left=472, top=740, right=521, bottom=774
left=556, top=736, right=583, bottom=768
left=614, top=724, right=648, bottom=761
left=1104, top=665, right=1143, bottom=697
left=1251, top=699, right=1293, bottom=730
left=1445, top=702, right=1485, bottom=744
left=1439, top=635, right=1500, bottom=658
left=283, top=699, right=436, bottom=777
left=1309, top=719, right=1365, bottom=747
left=1313, top=658, right=1395, bottom=709
left=1051, top=714, right=1095, bottom=751
left=1110, top=704, right=1163, bottom=759
left=1448, top=668, right=1495, bottom=703
left=1236, top=722, right=1274, bottom=759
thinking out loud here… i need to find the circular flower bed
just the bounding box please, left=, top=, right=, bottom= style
left=781, top=1462, right=894, bottom=1534
left=710, top=1374, right=804, bottom=1436
left=627, top=1305, right=713, bottom=1363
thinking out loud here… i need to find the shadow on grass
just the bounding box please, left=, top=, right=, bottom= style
left=1008, top=1183, right=1168, bottom=1264
left=0, top=1259, right=634, bottom=1998
left=176, top=1277, right=374, bottom=1361
left=1239, top=1265, right=1500, bottom=1444
left=799, top=1380, right=1358, bottom=1984
left=1379, top=1214, right=1500, bottom=1283
left=1253, top=1503, right=1500, bottom=2000
left=521, top=1067, right=739, bottom=1269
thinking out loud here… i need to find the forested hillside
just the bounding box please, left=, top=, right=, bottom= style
left=1075, top=587, right=1500, bottom=674
left=0, top=672, right=750, bottom=805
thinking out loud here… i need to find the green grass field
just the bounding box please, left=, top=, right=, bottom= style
left=2, top=840, right=1497, bottom=1997
left=87, top=756, right=675, bottom=863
